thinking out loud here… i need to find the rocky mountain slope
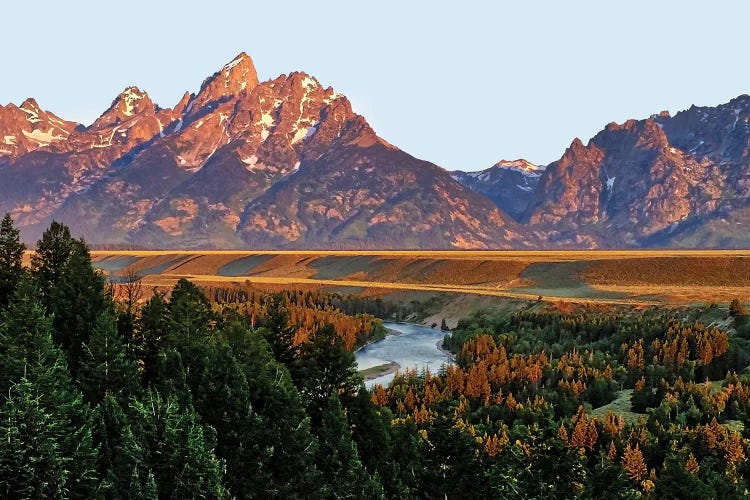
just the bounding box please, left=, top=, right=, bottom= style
left=2, top=53, right=750, bottom=249
left=0, top=53, right=526, bottom=249
left=451, top=159, right=545, bottom=221
left=522, top=96, right=750, bottom=248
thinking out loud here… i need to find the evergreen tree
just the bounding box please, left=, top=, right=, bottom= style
left=78, top=308, right=141, bottom=405
left=343, top=388, right=393, bottom=475
left=191, top=328, right=271, bottom=499
left=30, top=221, right=74, bottom=303
left=234, top=330, right=321, bottom=498
left=0, top=280, right=99, bottom=497
left=0, top=213, right=25, bottom=308
left=294, top=323, right=362, bottom=423
left=0, top=379, right=69, bottom=499
left=0, top=277, right=58, bottom=396
left=167, top=279, right=215, bottom=383
left=129, top=390, right=227, bottom=499
left=32, top=223, right=108, bottom=374
left=420, top=411, right=488, bottom=499
left=315, top=393, right=384, bottom=499
left=92, top=394, right=152, bottom=499
left=261, top=293, right=297, bottom=366
left=137, top=291, right=171, bottom=387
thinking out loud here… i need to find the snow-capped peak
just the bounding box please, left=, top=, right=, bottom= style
left=494, top=159, right=545, bottom=174
left=120, top=87, right=147, bottom=117
left=223, top=52, right=252, bottom=72
left=19, top=98, right=42, bottom=123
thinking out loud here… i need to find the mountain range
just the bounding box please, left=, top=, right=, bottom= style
left=2, top=53, right=749, bottom=249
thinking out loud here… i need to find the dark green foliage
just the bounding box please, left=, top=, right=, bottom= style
left=190, top=327, right=271, bottom=498
left=0, top=277, right=58, bottom=396
left=92, top=395, right=152, bottom=499
left=295, top=323, right=362, bottom=423
left=232, top=330, right=321, bottom=498
left=0, top=379, right=70, bottom=499
left=315, top=393, right=385, bottom=499
left=78, top=308, right=141, bottom=405
left=32, top=222, right=108, bottom=374
left=419, top=412, right=489, bottom=499
left=344, top=389, right=393, bottom=474
left=0, top=280, right=98, bottom=497
left=137, top=291, right=170, bottom=386
left=0, top=213, right=25, bottom=307
left=129, top=390, right=227, bottom=499
left=30, top=221, right=74, bottom=302
left=166, top=279, right=215, bottom=383
left=261, top=292, right=298, bottom=366
left=3, top=221, right=448, bottom=498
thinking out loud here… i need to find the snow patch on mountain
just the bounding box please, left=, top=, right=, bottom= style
left=494, top=159, right=546, bottom=177
left=22, top=128, right=65, bottom=145
left=122, top=88, right=145, bottom=117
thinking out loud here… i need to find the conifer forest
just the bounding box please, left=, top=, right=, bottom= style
left=1, top=213, right=750, bottom=498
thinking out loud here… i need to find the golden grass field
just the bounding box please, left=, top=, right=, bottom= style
left=61, top=249, right=750, bottom=306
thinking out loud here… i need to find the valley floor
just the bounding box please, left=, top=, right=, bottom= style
left=77, top=250, right=750, bottom=306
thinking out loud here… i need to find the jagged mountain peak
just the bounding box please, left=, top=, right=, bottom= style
left=20, top=97, right=42, bottom=113
left=90, top=86, right=156, bottom=130
left=174, top=91, right=191, bottom=115
left=0, top=97, right=78, bottom=159
left=191, top=52, right=260, bottom=112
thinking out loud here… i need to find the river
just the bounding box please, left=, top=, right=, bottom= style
left=355, top=322, right=454, bottom=389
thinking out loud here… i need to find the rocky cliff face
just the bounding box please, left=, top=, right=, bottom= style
left=519, top=97, right=750, bottom=248
left=0, top=53, right=526, bottom=249
left=0, top=98, right=77, bottom=159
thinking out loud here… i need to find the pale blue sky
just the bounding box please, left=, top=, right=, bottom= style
left=3, top=1, right=748, bottom=171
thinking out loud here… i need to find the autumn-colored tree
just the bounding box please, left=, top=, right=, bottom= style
left=685, top=453, right=699, bottom=476
left=622, top=444, right=647, bottom=483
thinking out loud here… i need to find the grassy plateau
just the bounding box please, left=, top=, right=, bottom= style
left=62, top=249, right=750, bottom=306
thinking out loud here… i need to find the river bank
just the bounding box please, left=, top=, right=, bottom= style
left=359, top=361, right=402, bottom=381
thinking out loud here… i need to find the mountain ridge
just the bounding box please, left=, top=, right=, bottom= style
left=2, top=53, right=749, bottom=249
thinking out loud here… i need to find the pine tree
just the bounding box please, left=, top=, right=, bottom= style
left=0, top=282, right=99, bottom=497
left=167, top=279, right=215, bottom=384
left=0, top=277, right=57, bottom=396
left=32, top=223, right=108, bottom=374
left=295, top=323, right=362, bottom=423
left=190, top=328, right=272, bottom=499
left=31, top=221, right=74, bottom=300
left=78, top=308, right=141, bottom=405
left=233, top=330, right=321, bottom=498
left=262, top=293, right=297, bottom=366
left=0, top=379, right=70, bottom=498
left=137, top=292, right=170, bottom=387
left=92, top=394, right=151, bottom=498
left=129, top=390, right=227, bottom=499
left=343, top=388, right=393, bottom=476
left=316, top=393, right=384, bottom=499
left=0, top=213, right=25, bottom=308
